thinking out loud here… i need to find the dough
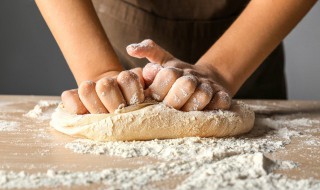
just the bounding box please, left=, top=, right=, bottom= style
left=50, top=101, right=255, bottom=141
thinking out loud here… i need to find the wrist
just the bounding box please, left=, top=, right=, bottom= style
left=195, top=57, right=242, bottom=97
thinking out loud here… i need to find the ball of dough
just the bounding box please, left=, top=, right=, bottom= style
left=50, top=101, right=255, bottom=141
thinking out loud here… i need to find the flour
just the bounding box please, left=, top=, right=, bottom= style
left=177, top=153, right=319, bottom=190
left=191, top=97, right=200, bottom=111
left=65, top=115, right=312, bottom=161
left=24, top=100, right=59, bottom=120
left=256, top=117, right=319, bottom=128
left=180, top=88, right=189, bottom=97
left=2, top=101, right=320, bottom=189
left=151, top=93, right=161, bottom=101
left=247, top=104, right=269, bottom=112
left=0, top=120, right=20, bottom=132
left=0, top=153, right=319, bottom=189
left=127, top=39, right=154, bottom=51
left=0, top=158, right=198, bottom=189
left=304, top=139, right=320, bottom=146
left=65, top=136, right=285, bottom=161
left=129, top=93, right=139, bottom=105
left=255, top=117, right=320, bottom=142
left=61, top=114, right=320, bottom=189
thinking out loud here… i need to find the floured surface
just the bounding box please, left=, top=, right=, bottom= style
left=0, top=95, right=320, bottom=189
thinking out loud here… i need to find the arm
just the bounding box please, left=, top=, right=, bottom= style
left=197, top=0, right=318, bottom=95
left=35, top=0, right=123, bottom=84
left=127, top=0, right=317, bottom=111
left=36, top=0, right=146, bottom=115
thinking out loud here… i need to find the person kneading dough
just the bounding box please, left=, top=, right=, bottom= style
left=36, top=0, right=316, bottom=140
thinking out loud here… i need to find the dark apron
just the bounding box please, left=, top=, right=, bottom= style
left=92, top=0, right=287, bottom=99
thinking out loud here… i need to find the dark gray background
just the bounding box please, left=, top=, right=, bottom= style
left=0, top=0, right=319, bottom=99
left=0, top=0, right=76, bottom=95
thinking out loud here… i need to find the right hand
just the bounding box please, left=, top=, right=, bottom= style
left=61, top=68, right=146, bottom=114
left=127, top=39, right=232, bottom=112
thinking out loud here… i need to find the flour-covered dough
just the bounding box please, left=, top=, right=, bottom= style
left=50, top=101, right=255, bottom=141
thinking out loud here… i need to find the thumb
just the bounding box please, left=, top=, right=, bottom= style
left=126, top=39, right=173, bottom=65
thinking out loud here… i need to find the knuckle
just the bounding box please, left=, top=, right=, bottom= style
left=61, top=90, right=74, bottom=100
left=143, top=63, right=161, bottom=73
left=61, top=90, right=87, bottom=114
left=143, top=63, right=162, bottom=82
left=199, top=83, right=214, bottom=96
left=217, top=91, right=231, bottom=100
left=199, top=91, right=213, bottom=101
left=214, top=91, right=231, bottom=109
left=178, top=75, right=198, bottom=88
left=96, top=78, right=116, bottom=90
left=220, top=92, right=231, bottom=104
left=117, top=71, right=139, bottom=84
left=79, top=81, right=95, bottom=94
left=159, top=67, right=182, bottom=79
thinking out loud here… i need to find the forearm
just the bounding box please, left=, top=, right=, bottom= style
left=35, top=0, right=123, bottom=85
left=197, top=0, right=317, bottom=96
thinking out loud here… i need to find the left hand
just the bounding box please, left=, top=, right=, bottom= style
left=126, top=39, right=232, bottom=111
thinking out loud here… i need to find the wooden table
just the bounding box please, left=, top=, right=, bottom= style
left=0, top=95, right=319, bottom=189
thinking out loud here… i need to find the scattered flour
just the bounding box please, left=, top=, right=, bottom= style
left=274, top=127, right=303, bottom=140
left=0, top=158, right=199, bottom=189
left=191, top=97, right=200, bottom=111
left=0, top=120, right=20, bottom=132
left=129, top=93, right=139, bottom=105
left=65, top=137, right=285, bottom=161
left=60, top=114, right=320, bottom=189
left=2, top=101, right=320, bottom=189
left=177, top=153, right=319, bottom=190
left=65, top=115, right=319, bottom=161
left=247, top=104, right=269, bottom=112
left=151, top=93, right=161, bottom=101
left=304, top=139, right=320, bottom=146
left=180, top=88, right=189, bottom=97
left=254, top=117, right=320, bottom=144
left=0, top=153, right=319, bottom=189
left=256, top=117, right=319, bottom=128
left=24, top=100, right=59, bottom=120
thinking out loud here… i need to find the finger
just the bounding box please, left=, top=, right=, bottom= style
left=163, top=75, right=198, bottom=110
left=205, top=91, right=232, bottom=110
left=130, top=67, right=145, bottom=89
left=142, top=63, right=163, bottom=87
left=96, top=78, right=127, bottom=113
left=78, top=81, right=108, bottom=114
left=146, top=67, right=183, bottom=101
left=181, top=83, right=214, bottom=111
left=126, top=39, right=174, bottom=64
left=117, top=71, right=145, bottom=105
left=61, top=89, right=88, bottom=115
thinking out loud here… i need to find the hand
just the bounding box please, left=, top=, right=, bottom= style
left=61, top=69, right=145, bottom=114
left=126, top=39, right=232, bottom=111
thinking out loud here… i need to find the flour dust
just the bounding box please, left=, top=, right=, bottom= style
left=1, top=101, right=320, bottom=189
